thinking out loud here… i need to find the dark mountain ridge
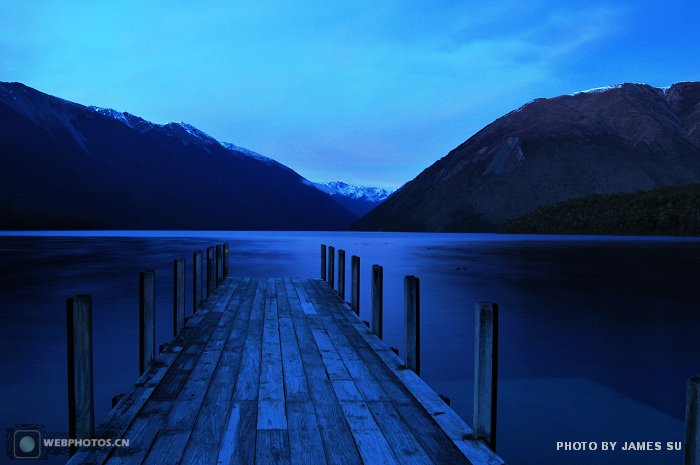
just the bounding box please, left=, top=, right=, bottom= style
left=354, top=82, right=700, bottom=231
left=0, top=82, right=356, bottom=230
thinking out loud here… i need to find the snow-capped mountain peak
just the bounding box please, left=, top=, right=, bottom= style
left=323, top=181, right=394, bottom=202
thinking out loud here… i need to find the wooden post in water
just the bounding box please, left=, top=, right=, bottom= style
left=173, top=258, right=185, bottom=336
left=371, top=265, right=383, bottom=339
left=139, top=270, right=156, bottom=375
left=686, top=376, right=700, bottom=465
left=66, top=295, right=95, bottom=451
left=328, top=246, right=335, bottom=289
left=193, top=251, right=203, bottom=311
left=404, top=275, right=420, bottom=374
left=338, top=250, right=346, bottom=300
left=206, top=247, right=214, bottom=296
left=474, top=301, right=499, bottom=451
left=351, top=255, right=360, bottom=315
left=321, top=244, right=327, bottom=281
left=223, top=242, right=230, bottom=277
left=216, top=244, right=224, bottom=285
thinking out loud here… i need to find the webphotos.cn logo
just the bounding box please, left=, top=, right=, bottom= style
left=6, top=425, right=45, bottom=460
left=6, top=424, right=131, bottom=460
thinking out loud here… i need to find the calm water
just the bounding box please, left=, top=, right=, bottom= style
left=1, top=231, right=698, bottom=465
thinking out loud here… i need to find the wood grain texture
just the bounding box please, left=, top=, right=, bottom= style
left=69, top=277, right=504, bottom=465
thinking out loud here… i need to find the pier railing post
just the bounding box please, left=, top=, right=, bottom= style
left=139, top=270, right=156, bottom=375
left=321, top=244, right=327, bottom=280
left=328, top=246, right=335, bottom=289
left=193, top=251, right=203, bottom=311
left=371, top=265, right=383, bottom=339
left=686, top=376, right=700, bottom=465
left=404, top=275, right=420, bottom=374
left=206, top=247, right=214, bottom=296
left=351, top=255, right=360, bottom=315
left=216, top=244, right=224, bottom=285
left=66, top=295, right=95, bottom=453
left=223, top=242, right=229, bottom=278
left=338, top=250, right=346, bottom=300
left=474, top=301, right=499, bottom=451
left=173, top=258, right=185, bottom=336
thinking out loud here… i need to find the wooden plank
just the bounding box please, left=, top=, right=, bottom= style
left=338, top=401, right=399, bottom=465
left=68, top=282, right=235, bottom=465
left=140, top=286, right=245, bottom=465
left=291, top=278, right=316, bottom=315
left=217, top=400, right=258, bottom=465
left=258, top=278, right=287, bottom=430
left=175, top=278, right=258, bottom=465
left=283, top=279, right=362, bottom=465
left=278, top=283, right=308, bottom=402
left=306, top=280, right=390, bottom=402
left=256, top=429, right=291, bottom=465
left=107, top=280, right=241, bottom=465
left=232, top=279, right=266, bottom=400
left=311, top=329, right=351, bottom=380
left=366, top=401, right=435, bottom=465
left=286, top=401, right=327, bottom=465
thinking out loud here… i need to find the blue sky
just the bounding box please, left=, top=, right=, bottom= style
left=1, top=1, right=698, bottom=188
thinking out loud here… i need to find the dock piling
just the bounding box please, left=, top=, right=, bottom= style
left=193, top=251, right=203, bottom=310
left=66, top=295, right=95, bottom=452
left=371, top=265, right=383, bottom=339
left=404, top=275, right=420, bottom=374
left=351, top=255, right=360, bottom=314
left=139, top=270, right=156, bottom=375
left=686, top=376, right=700, bottom=465
left=328, top=246, right=335, bottom=289
left=338, top=250, right=346, bottom=300
left=173, top=258, right=185, bottom=336
left=321, top=244, right=327, bottom=280
left=223, top=242, right=229, bottom=277
left=206, top=247, right=215, bottom=295
left=474, top=301, right=499, bottom=451
left=216, top=244, right=223, bottom=285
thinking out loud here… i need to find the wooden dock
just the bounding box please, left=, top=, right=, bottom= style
left=67, top=276, right=504, bottom=465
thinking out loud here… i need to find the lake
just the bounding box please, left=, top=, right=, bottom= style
left=1, top=231, right=698, bottom=465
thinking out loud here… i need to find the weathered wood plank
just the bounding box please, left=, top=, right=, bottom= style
left=175, top=278, right=257, bottom=465
left=217, top=400, right=258, bottom=465
left=256, top=429, right=291, bottom=465
left=338, top=401, right=399, bottom=465
left=137, top=290, right=244, bottom=465
left=107, top=280, right=240, bottom=465
left=291, top=278, right=316, bottom=314
left=232, top=279, right=266, bottom=401
left=366, top=401, right=435, bottom=465
left=258, top=278, right=287, bottom=430
left=286, top=401, right=327, bottom=465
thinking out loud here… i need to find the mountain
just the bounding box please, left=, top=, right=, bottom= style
left=501, top=183, right=700, bottom=236
left=0, top=82, right=356, bottom=230
left=354, top=82, right=700, bottom=232
left=305, top=181, right=394, bottom=216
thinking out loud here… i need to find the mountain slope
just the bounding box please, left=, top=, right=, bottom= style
left=354, top=82, right=700, bottom=232
left=0, top=82, right=356, bottom=230
left=305, top=181, right=394, bottom=216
